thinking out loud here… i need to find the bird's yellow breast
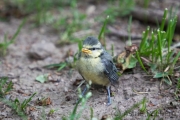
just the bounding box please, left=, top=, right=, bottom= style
left=76, top=57, right=109, bottom=86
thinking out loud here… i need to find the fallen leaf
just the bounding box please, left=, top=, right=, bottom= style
left=36, top=97, right=52, bottom=106
left=35, top=74, right=49, bottom=83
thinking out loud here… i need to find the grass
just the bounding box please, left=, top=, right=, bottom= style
left=48, top=109, right=58, bottom=116
left=174, top=78, right=180, bottom=100
left=62, top=87, right=151, bottom=120
left=0, top=19, right=25, bottom=56
left=62, top=84, right=92, bottom=120
left=0, top=77, right=36, bottom=119
left=1, top=93, right=36, bottom=119
left=4, top=0, right=71, bottom=25
left=136, top=8, right=179, bottom=85
left=0, top=77, right=13, bottom=98
left=97, top=0, right=135, bottom=23
left=114, top=98, right=145, bottom=120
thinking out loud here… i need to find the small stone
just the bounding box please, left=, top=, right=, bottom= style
left=65, top=56, right=74, bottom=64
left=64, top=87, right=68, bottom=92
left=12, top=79, right=17, bottom=83
left=55, top=83, right=59, bottom=86
left=86, top=5, right=96, bottom=15
left=28, top=41, right=57, bottom=60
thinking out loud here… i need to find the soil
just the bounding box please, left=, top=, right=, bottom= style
left=0, top=1, right=180, bottom=120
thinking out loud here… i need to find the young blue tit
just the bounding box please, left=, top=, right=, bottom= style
left=76, top=36, right=119, bottom=105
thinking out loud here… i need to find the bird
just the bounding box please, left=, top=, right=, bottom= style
left=76, top=36, right=119, bottom=105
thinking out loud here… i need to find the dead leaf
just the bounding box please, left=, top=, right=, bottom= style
left=36, top=97, right=52, bottom=106
left=114, top=44, right=138, bottom=72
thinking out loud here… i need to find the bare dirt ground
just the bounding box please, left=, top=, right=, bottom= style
left=0, top=1, right=180, bottom=120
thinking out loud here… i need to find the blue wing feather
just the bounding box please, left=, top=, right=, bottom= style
left=100, top=50, right=119, bottom=84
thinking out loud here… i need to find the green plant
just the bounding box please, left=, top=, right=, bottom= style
left=140, top=97, right=147, bottom=113
left=174, top=78, right=180, bottom=100
left=136, top=8, right=179, bottom=85
left=98, top=0, right=135, bottom=23
left=54, top=0, right=87, bottom=44
left=1, top=92, right=36, bottom=119
left=146, top=109, right=159, bottom=120
left=0, top=19, right=25, bottom=56
left=48, top=108, right=58, bottom=115
left=114, top=97, right=146, bottom=120
left=98, top=15, right=109, bottom=49
left=44, top=62, right=68, bottom=71
left=4, top=0, right=71, bottom=26
left=0, top=77, right=13, bottom=98
left=14, top=93, right=36, bottom=114
left=62, top=84, right=92, bottom=120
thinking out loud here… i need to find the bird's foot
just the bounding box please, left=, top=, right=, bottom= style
left=106, top=95, right=111, bottom=106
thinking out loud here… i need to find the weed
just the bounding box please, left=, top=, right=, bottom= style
left=98, top=15, right=109, bottom=49
left=174, top=78, right=180, bottom=100
left=114, top=97, right=146, bottom=120
left=14, top=93, right=36, bottom=114
left=54, top=0, right=88, bottom=45
left=146, top=109, right=159, bottom=120
left=1, top=93, right=36, bottom=119
left=140, top=97, right=147, bottom=113
left=136, top=8, right=179, bottom=85
left=45, top=62, right=67, bottom=71
left=5, top=0, right=71, bottom=26
left=97, top=0, right=135, bottom=23
left=62, top=84, right=92, bottom=120
left=48, top=109, right=58, bottom=115
left=0, top=19, right=25, bottom=56
left=0, top=77, right=13, bottom=98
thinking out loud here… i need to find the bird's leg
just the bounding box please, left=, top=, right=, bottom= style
left=82, top=85, right=88, bottom=96
left=106, top=86, right=111, bottom=106
left=76, top=85, right=88, bottom=104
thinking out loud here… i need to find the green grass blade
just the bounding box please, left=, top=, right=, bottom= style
left=78, top=40, right=83, bottom=52
left=58, top=63, right=67, bottom=71
left=139, top=26, right=150, bottom=53
left=90, top=107, right=93, bottom=119
left=157, top=29, right=163, bottom=64
left=22, top=92, right=36, bottom=110
left=136, top=51, right=148, bottom=73
left=160, top=8, right=168, bottom=31
left=172, top=52, right=180, bottom=68
left=167, top=16, right=177, bottom=64
left=150, top=31, right=155, bottom=63
left=116, top=98, right=146, bottom=120
left=10, top=19, right=26, bottom=44
left=98, top=16, right=109, bottom=40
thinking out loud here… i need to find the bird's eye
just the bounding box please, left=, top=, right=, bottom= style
left=89, top=48, right=96, bottom=50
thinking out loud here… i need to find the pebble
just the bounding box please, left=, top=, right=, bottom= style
left=28, top=41, right=57, bottom=60
left=55, top=83, right=59, bottom=86
left=12, top=79, right=17, bottom=83
left=86, top=5, right=96, bottom=15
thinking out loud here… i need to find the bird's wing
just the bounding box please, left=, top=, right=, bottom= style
left=100, top=51, right=119, bottom=84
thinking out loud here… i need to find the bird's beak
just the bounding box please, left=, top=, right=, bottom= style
left=82, top=48, right=92, bottom=54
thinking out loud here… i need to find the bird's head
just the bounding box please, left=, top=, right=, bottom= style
left=81, top=37, right=103, bottom=58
